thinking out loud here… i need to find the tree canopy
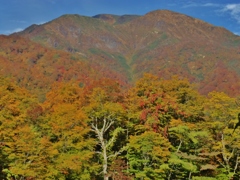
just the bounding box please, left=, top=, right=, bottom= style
left=0, top=74, right=240, bottom=179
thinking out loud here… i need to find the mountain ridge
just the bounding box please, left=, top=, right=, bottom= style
left=11, top=9, right=240, bottom=96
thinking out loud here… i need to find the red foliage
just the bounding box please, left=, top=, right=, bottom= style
left=140, top=109, right=149, bottom=121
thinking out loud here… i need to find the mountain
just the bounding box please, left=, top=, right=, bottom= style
left=13, top=10, right=240, bottom=96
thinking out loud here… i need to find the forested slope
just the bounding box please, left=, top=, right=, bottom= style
left=0, top=75, right=240, bottom=179
left=0, top=35, right=129, bottom=101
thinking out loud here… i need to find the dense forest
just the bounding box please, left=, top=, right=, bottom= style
left=0, top=73, right=240, bottom=180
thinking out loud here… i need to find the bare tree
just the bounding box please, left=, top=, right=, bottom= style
left=91, top=116, right=125, bottom=180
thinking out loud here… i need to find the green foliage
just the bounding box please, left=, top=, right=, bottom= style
left=127, top=131, right=171, bottom=179
left=192, top=177, right=217, bottom=180
left=148, top=40, right=160, bottom=50
left=169, top=153, right=198, bottom=172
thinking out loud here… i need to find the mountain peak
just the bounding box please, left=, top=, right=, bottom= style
left=92, top=14, right=119, bottom=24
left=141, top=9, right=233, bottom=40
left=145, top=9, right=179, bottom=15
left=93, top=14, right=140, bottom=24
left=144, top=9, right=207, bottom=24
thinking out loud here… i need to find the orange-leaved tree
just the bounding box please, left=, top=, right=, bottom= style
left=40, top=82, right=97, bottom=179
left=0, top=77, right=44, bottom=179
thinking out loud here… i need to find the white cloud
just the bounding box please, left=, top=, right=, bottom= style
left=37, top=21, right=46, bottom=25
left=222, top=4, right=240, bottom=23
left=203, top=3, right=220, bottom=7
left=182, top=2, right=240, bottom=24
left=182, top=3, right=198, bottom=8
left=13, top=28, right=24, bottom=32
left=233, top=32, right=240, bottom=36
left=0, top=21, right=47, bottom=35
left=182, top=2, right=220, bottom=8
left=3, top=28, right=23, bottom=35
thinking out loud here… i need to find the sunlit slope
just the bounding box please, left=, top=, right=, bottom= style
left=15, top=10, right=240, bottom=96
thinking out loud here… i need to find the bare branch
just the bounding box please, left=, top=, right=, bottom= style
left=101, top=118, right=107, bottom=133
left=176, top=139, right=182, bottom=153
left=107, top=151, right=121, bottom=159
left=221, top=133, right=227, bottom=163
left=216, top=158, right=226, bottom=169
left=233, top=154, right=239, bottom=175
left=235, top=97, right=240, bottom=107
left=103, top=118, right=114, bottom=133
left=227, top=148, right=235, bottom=161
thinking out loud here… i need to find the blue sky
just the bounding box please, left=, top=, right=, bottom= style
left=0, top=0, right=240, bottom=35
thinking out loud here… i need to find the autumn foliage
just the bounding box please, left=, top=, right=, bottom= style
left=0, top=73, right=240, bottom=179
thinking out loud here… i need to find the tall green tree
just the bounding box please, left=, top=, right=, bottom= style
left=168, top=119, right=209, bottom=179
left=201, top=91, right=240, bottom=179
left=126, top=131, right=171, bottom=179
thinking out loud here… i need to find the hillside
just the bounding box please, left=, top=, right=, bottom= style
left=13, top=10, right=240, bottom=96
left=0, top=35, right=129, bottom=100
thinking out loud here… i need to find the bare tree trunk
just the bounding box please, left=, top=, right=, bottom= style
left=103, top=145, right=109, bottom=180
left=92, top=118, right=114, bottom=180
left=176, top=139, right=182, bottom=153
left=220, top=133, right=237, bottom=178
left=188, top=172, right=192, bottom=180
